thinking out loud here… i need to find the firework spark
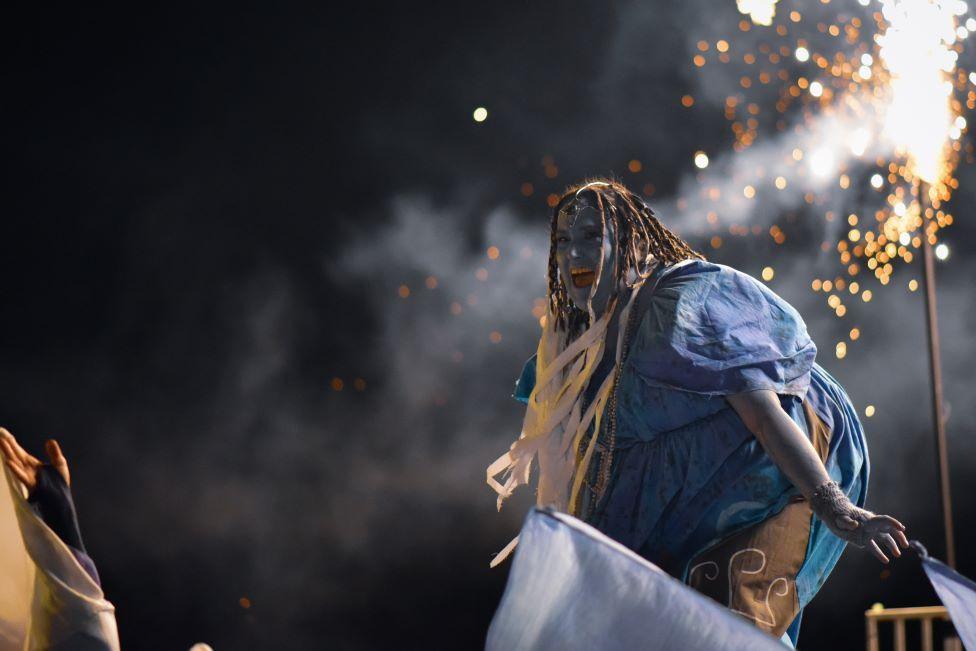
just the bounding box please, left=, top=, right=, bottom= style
left=681, top=0, right=971, bottom=356
left=879, top=0, right=960, bottom=183
left=738, top=0, right=781, bottom=26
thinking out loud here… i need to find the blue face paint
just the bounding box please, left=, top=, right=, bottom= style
left=555, top=191, right=618, bottom=316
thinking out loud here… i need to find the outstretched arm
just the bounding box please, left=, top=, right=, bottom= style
left=0, top=427, right=118, bottom=650
left=1, top=428, right=97, bottom=580
left=726, top=390, right=909, bottom=563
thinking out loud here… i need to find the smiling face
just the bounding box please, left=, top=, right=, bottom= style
left=554, top=192, right=618, bottom=316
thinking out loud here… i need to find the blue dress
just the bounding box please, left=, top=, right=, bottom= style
left=514, top=260, right=869, bottom=644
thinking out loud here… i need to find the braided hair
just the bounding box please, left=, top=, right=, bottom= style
left=547, top=178, right=706, bottom=335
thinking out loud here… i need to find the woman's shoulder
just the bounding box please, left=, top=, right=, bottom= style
left=639, top=259, right=736, bottom=319
left=650, top=259, right=800, bottom=323
left=654, top=259, right=763, bottom=293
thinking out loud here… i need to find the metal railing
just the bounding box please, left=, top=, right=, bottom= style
left=864, top=604, right=959, bottom=651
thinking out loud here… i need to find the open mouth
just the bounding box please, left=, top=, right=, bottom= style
left=570, top=267, right=596, bottom=288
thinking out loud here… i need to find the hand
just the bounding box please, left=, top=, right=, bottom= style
left=0, top=427, right=70, bottom=493
left=834, top=504, right=910, bottom=563
left=811, top=480, right=908, bottom=563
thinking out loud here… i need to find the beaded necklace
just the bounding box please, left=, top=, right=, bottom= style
left=575, top=263, right=669, bottom=520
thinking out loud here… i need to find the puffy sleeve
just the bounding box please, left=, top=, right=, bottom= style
left=629, top=261, right=817, bottom=397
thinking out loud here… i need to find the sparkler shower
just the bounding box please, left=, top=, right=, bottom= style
left=672, top=0, right=972, bottom=359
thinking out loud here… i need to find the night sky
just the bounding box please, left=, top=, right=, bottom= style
left=3, top=2, right=976, bottom=649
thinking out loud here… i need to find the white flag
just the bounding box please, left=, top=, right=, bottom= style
left=917, top=542, right=976, bottom=650
left=487, top=508, right=788, bottom=650
left=0, top=466, right=119, bottom=650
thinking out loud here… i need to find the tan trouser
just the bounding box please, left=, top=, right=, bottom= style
left=686, top=400, right=831, bottom=638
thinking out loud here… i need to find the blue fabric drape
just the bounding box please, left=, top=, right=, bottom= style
left=512, top=260, right=869, bottom=645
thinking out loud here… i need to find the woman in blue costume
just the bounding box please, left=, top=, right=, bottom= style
left=487, top=179, right=909, bottom=645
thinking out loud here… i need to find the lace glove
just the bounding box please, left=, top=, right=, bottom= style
left=810, top=480, right=909, bottom=563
